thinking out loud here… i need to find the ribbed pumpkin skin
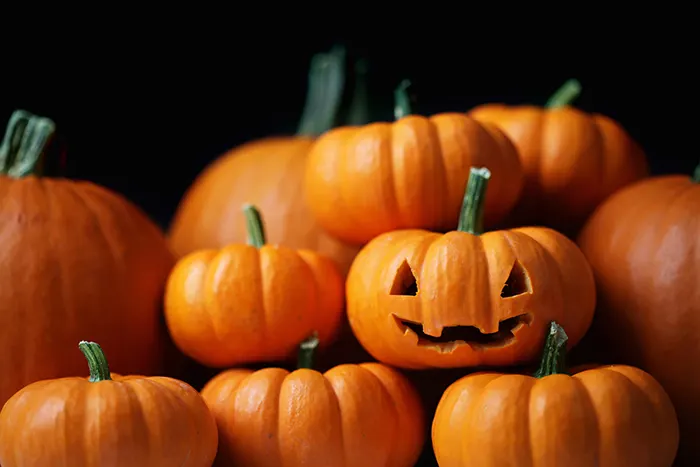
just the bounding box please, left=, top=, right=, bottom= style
left=0, top=374, right=218, bottom=466
left=168, top=137, right=361, bottom=276
left=304, top=114, right=525, bottom=245
left=0, top=177, right=175, bottom=409
left=576, top=173, right=700, bottom=465
left=469, top=105, right=649, bottom=235
left=432, top=365, right=679, bottom=467
left=201, top=363, right=425, bottom=467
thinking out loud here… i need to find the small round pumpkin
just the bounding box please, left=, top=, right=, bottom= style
left=304, top=80, right=525, bottom=245
left=346, top=166, right=595, bottom=369
left=469, top=79, right=649, bottom=236
left=200, top=335, right=425, bottom=467
left=0, top=341, right=218, bottom=467
left=0, top=110, right=175, bottom=409
left=432, top=321, right=679, bottom=467
left=168, top=46, right=361, bottom=276
left=164, top=204, right=345, bottom=368
left=576, top=160, right=700, bottom=465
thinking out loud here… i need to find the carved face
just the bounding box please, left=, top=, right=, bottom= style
left=346, top=228, right=596, bottom=369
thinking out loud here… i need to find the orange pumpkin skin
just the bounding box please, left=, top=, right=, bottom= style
left=304, top=97, right=525, bottom=245
left=576, top=169, right=700, bottom=464
left=469, top=81, right=648, bottom=235
left=346, top=168, right=595, bottom=370
left=0, top=342, right=218, bottom=467
left=164, top=206, right=345, bottom=368
left=432, top=324, right=679, bottom=467
left=0, top=112, right=175, bottom=409
left=168, top=137, right=361, bottom=276
left=201, top=362, right=425, bottom=467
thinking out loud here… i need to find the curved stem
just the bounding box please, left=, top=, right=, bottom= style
left=457, top=167, right=491, bottom=235
left=544, top=79, right=582, bottom=109
left=297, top=332, right=319, bottom=370
left=533, top=321, right=569, bottom=378
left=243, top=204, right=266, bottom=248
left=344, top=59, right=370, bottom=125
left=0, top=109, right=56, bottom=177
left=394, top=79, right=412, bottom=120
left=78, top=341, right=112, bottom=382
left=692, top=159, right=700, bottom=183
left=296, top=45, right=346, bottom=137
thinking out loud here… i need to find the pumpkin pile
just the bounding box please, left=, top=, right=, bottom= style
left=0, top=45, right=695, bottom=467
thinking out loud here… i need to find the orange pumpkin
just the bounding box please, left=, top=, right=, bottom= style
left=168, top=46, right=361, bottom=276
left=0, top=110, right=175, bottom=409
left=576, top=162, right=700, bottom=465
left=432, top=321, right=679, bottom=467
left=304, top=80, right=525, bottom=246
left=200, top=334, right=425, bottom=467
left=164, top=204, right=344, bottom=368
left=470, top=79, right=649, bottom=236
left=0, top=341, right=218, bottom=467
left=346, top=166, right=595, bottom=369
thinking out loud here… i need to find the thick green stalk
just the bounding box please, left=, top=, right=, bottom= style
left=344, top=59, right=370, bottom=125
left=457, top=167, right=491, bottom=235
left=297, top=333, right=319, bottom=370
left=394, top=79, right=412, bottom=120
left=296, top=45, right=346, bottom=137
left=544, top=79, right=582, bottom=109
left=243, top=204, right=266, bottom=248
left=533, top=321, right=569, bottom=378
left=692, top=159, right=700, bottom=183
left=78, top=341, right=113, bottom=382
left=0, top=110, right=56, bottom=177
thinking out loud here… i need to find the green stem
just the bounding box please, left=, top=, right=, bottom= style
left=533, top=321, right=569, bottom=378
left=394, top=79, right=412, bottom=120
left=0, top=109, right=56, bottom=177
left=243, top=204, right=266, bottom=248
left=344, top=59, right=370, bottom=125
left=544, top=79, right=582, bottom=109
left=692, top=159, right=700, bottom=183
left=296, top=45, right=346, bottom=137
left=78, top=341, right=112, bottom=382
left=297, top=332, right=319, bottom=370
left=457, top=167, right=491, bottom=235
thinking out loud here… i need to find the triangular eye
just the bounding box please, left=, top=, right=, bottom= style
left=500, top=259, right=531, bottom=298
left=390, top=259, right=418, bottom=296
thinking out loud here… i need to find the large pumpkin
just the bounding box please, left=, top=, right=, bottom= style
left=165, top=204, right=345, bottom=368
left=0, top=110, right=175, bottom=409
left=168, top=46, right=361, bottom=276
left=304, top=80, right=525, bottom=246
left=576, top=162, right=700, bottom=465
left=0, top=341, right=218, bottom=466
left=432, top=321, right=679, bottom=467
left=470, top=79, right=649, bottom=236
left=200, top=335, right=425, bottom=467
left=346, top=167, right=595, bottom=369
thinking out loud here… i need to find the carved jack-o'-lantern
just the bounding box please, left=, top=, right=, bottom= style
left=346, top=167, right=596, bottom=369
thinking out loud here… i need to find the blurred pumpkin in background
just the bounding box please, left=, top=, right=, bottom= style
left=168, top=46, right=362, bottom=277
left=0, top=110, right=175, bottom=410
left=304, top=80, right=525, bottom=246
left=470, top=79, right=649, bottom=237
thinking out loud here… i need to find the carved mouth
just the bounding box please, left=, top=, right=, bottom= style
left=393, top=313, right=532, bottom=352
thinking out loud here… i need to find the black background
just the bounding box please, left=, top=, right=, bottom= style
left=3, top=25, right=695, bottom=231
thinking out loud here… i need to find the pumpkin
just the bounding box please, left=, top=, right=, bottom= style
left=168, top=46, right=361, bottom=277
left=0, top=110, right=175, bottom=410
left=469, top=79, right=649, bottom=236
left=0, top=341, right=218, bottom=466
left=346, top=166, right=595, bottom=369
left=576, top=161, right=700, bottom=465
left=304, top=80, right=525, bottom=246
left=200, top=334, right=425, bottom=467
left=164, top=204, right=344, bottom=368
left=432, top=321, right=679, bottom=467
